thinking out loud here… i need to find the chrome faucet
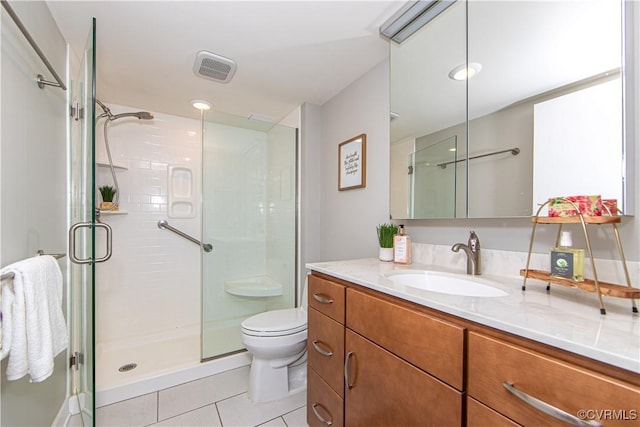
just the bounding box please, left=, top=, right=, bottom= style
left=451, top=230, right=481, bottom=275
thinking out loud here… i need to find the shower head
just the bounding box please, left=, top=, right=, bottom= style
left=95, top=99, right=153, bottom=121
left=96, top=99, right=112, bottom=118
left=111, top=111, right=154, bottom=121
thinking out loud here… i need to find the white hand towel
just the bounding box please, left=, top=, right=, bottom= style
left=0, top=277, right=15, bottom=360
left=2, top=256, right=69, bottom=383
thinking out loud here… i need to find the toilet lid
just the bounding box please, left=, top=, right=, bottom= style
left=241, top=308, right=307, bottom=336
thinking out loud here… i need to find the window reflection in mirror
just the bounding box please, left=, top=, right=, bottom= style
left=389, top=0, right=626, bottom=219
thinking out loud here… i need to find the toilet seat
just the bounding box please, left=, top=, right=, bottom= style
left=241, top=308, right=307, bottom=337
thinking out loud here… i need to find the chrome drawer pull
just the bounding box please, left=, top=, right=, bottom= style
left=312, top=403, right=333, bottom=426
left=344, top=351, right=356, bottom=389
left=312, top=340, right=334, bottom=357
left=313, top=293, right=334, bottom=304
left=503, top=382, right=603, bottom=427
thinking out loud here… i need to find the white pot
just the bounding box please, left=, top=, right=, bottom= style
left=378, top=247, right=394, bottom=262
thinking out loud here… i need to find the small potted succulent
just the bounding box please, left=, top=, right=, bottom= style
left=99, top=185, right=118, bottom=210
left=376, top=223, right=398, bottom=262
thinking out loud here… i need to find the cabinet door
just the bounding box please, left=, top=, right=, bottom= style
left=344, top=329, right=462, bottom=427
left=347, top=288, right=464, bottom=390
left=308, top=307, right=345, bottom=396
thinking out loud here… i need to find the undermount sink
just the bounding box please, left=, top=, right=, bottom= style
left=385, top=271, right=508, bottom=297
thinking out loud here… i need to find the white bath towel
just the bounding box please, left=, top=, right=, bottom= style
left=0, top=256, right=69, bottom=383
left=0, top=276, right=15, bottom=360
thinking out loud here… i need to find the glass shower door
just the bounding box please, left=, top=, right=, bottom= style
left=201, top=113, right=298, bottom=360
left=68, top=18, right=97, bottom=425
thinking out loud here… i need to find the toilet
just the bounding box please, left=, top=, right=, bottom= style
left=241, top=288, right=308, bottom=403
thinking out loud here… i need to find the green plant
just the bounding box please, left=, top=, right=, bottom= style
left=376, top=223, right=399, bottom=248
left=99, top=185, right=116, bottom=202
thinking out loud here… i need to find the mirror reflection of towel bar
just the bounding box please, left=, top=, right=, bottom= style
left=157, top=220, right=213, bottom=252
left=437, top=147, right=520, bottom=169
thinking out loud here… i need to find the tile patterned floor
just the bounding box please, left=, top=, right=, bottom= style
left=92, top=365, right=308, bottom=427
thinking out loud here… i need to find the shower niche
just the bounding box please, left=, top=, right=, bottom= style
left=168, top=165, right=195, bottom=218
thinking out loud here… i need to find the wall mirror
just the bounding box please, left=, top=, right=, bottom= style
left=389, top=0, right=628, bottom=219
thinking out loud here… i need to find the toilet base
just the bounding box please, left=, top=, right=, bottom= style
left=248, top=357, right=307, bottom=403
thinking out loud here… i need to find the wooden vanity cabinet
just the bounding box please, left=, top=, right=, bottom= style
left=308, top=275, right=465, bottom=427
left=307, top=272, right=640, bottom=427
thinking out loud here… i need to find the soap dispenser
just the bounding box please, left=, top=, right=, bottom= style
left=393, top=224, right=412, bottom=264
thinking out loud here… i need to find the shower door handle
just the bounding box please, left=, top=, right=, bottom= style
left=69, top=222, right=113, bottom=264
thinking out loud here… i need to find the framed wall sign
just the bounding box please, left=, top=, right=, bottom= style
left=338, top=134, right=366, bottom=191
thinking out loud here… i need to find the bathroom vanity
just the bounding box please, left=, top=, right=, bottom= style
left=306, top=259, right=640, bottom=427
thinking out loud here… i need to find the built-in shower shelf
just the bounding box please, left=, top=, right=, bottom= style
left=224, top=276, right=283, bottom=297
left=97, top=161, right=127, bottom=171
left=99, top=210, right=128, bottom=215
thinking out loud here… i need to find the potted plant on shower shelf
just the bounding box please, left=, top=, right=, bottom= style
left=377, top=223, right=398, bottom=262
left=99, top=185, right=118, bottom=211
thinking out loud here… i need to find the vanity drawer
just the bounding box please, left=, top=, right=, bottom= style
left=308, top=274, right=345, bottom=323
left=467, top=397, right=520, bottom=427
left=468, top=332, right=640, bottom=426
left=346, top=288, right=465, bottom=390
left=308, top=307, right=345, bottom=397
left=308, top=367, right=344, bottom=427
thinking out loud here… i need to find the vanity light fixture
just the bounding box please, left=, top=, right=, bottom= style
left=380, top=0, right=456, bottom=44
left=191, top=99, right=212, bottom=110
left=448, top=63, right=482, bottom=81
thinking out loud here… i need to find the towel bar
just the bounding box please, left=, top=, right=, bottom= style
left=0, top=250, right=66, bottom=281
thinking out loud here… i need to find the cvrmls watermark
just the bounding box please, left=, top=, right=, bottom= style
left=577, top=409, right=638, bottom=421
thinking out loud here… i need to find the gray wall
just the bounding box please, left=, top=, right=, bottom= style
left=316, top=61, right=391, bottom=261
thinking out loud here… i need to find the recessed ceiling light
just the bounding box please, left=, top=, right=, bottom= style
left=448, top=63, right=482, bottom=81
left=191, top=99, right=212, bottom=110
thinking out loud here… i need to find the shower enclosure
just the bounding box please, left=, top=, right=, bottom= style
left=201, top=112, right=298, bottom=360
left=1, top=3, right=96, bottom=426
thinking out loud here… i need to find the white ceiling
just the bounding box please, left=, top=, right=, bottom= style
left=47, top=1, right=402, bottom=121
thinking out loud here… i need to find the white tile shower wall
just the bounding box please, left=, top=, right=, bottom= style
left=95, top=105, right=202, bottom=344
left=202, top=123, right=270, bottom=325
left=266, top=125, right=296, bottom=310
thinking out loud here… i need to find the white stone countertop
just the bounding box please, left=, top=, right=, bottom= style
left=306, top=258, right=640, bottom=374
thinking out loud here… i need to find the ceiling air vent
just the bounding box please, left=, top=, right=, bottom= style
left=193, top=51, right=237, bottom=83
